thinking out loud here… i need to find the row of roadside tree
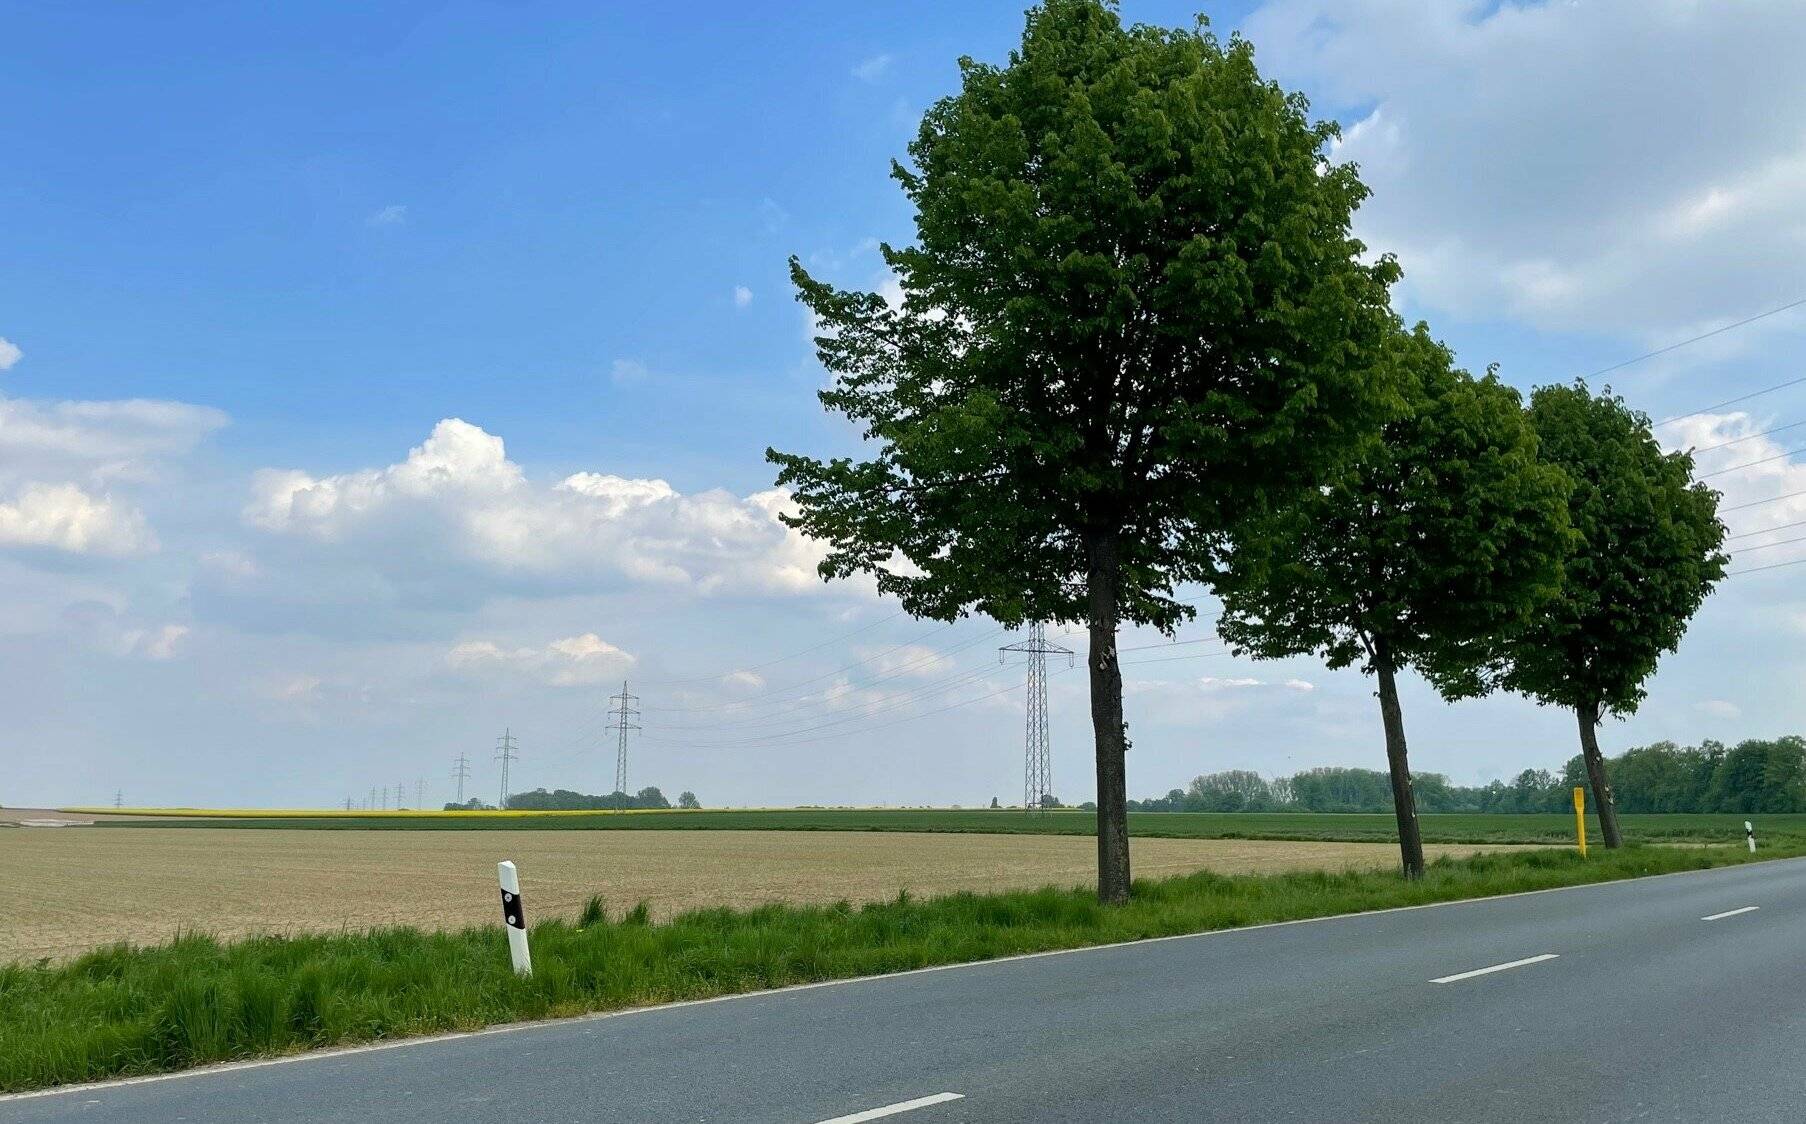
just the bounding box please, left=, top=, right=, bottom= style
left=770, top=0, right=1733, bottom=897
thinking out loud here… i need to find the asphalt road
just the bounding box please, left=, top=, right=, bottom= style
left=5, top=857, right=1803, bottom=1123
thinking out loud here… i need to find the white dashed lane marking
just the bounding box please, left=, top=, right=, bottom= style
left=1429, top=953, right=1560, bottom=984
left=1702, top=906, right=1759, bottom=922
left=812, top=1092, right=965, bottom=1123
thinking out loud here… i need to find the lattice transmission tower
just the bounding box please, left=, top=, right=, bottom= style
left=496, top=729, right=519, bottom=810
left=1000, top=623, right=1073, bottom=813
left=606, top=681, right=641, bottom=803
left=452, top=753, right=472, bottom=804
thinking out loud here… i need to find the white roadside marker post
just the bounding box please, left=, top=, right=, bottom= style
left=1746, top=820, right=1757, bottom=854
left=498, top=860, right=532, bottom=976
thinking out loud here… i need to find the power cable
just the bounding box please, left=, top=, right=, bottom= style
left=1697, top=443, right=1806, bottom=481
left=1687, top=419, right=1806, bottom=454
left=1727, top=555, right=1806, bottom=577
left=1725, top=517, right=1806, bottom=542
left=1584, top=296, right=1806, bottom=385
left=1728, top=533, right=1806, bottom=556
left=1656, top=376, right=1806, bottom=428
left=1718, top=487, right=1806, bottom=514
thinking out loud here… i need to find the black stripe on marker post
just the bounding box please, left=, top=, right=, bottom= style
left=501, top=889, right=526, bottom=929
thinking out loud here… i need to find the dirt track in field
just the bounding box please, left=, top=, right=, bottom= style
left=7, top=828, right=1526, bottom=962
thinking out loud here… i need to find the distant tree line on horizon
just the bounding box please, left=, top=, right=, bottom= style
left=444, top=787, right=703, bottom=812
left=1128, top=736, right=1806, bottom=815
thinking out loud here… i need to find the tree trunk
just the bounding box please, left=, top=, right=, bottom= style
left=1372, top=640, right=1426, bottom=879
left=1576, top=700, right=1624, bottom=849
left=1085, top=530, right=1131, bottom=905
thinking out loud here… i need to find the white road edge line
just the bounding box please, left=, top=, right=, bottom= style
left=1702, top=905, right=1759, bottom=921
left=4, top=856, right=1794, bottom=1104
left=813, top=1092, right=965, bottom=1123
left=1430, top=953, right=1560, bottom=984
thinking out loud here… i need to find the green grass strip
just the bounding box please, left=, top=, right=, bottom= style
left=2, top=842, right=1799, bottom=1094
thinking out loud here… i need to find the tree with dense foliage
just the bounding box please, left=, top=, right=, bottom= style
left=677, top=791, right=701, bottom=809
left=768, top=0, right=1401, bottom=902
left=1137, top=736, right=1806, bottom=814
left=1498, top=382, right=1728, bottom=847
left=503, top=787, right=678, bottom=811
left=1215, top=327, right=1573, bottom=876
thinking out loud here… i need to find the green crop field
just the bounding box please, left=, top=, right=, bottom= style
left=88, top=807, right=1805, bottom=845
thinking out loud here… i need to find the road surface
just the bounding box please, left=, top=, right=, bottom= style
left=4, top=857, right=1802, bottom=1122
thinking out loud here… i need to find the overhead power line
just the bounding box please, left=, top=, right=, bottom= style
left=1583, top=296, right=1806, bottom=385
left=1697, top=443, right=1806, bottom=481
left=1725, top=517, right=1806, bottom=542
left=1727, top=555, right=1806, bottom=577
left=1688, top=419, right=1806, bottom=454
left=1730, top=532, right=1806, bottom=556
left=1718, top=487, right=1806, bottom=514
left=1657, top=375, right=1806, bottom=428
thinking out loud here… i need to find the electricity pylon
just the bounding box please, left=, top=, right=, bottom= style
left=452, top=753, right=472, bottom=803
left=605, top=681, right=641, bottom=806
left=1000, top=623, right=1073, bottom=814
left=496, top=730, right=519, bottom=810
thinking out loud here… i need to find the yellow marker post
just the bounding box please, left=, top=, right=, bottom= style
left=1573, top=786, right=1587, bottom=858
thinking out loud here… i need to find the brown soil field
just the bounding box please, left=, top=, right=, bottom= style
left=7, top=828, right=1527, bottom=963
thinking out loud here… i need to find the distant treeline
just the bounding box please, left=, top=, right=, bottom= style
left=1132, top=737, right=1806, bottom=815
left=445, top=787, right=702, bottom=812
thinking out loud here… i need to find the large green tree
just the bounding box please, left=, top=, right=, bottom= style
left=1215, top=327, right=1573, bottom=877
left=1500, top=382, right=1728, bottom=847
left=767, top=0, right=1401, bottom=902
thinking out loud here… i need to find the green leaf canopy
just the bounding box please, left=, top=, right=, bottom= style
left=1215, top=325, right=1574, bottom=694
left=768, top=0, right=1401, bottom=630
left=1501, top=381, right=1729, bottom=717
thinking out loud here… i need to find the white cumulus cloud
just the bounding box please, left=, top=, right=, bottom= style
left=245, top=418, right=832, bottom=597
left=0, top=337, right=20, bottom=371
left=0, top=482, right=156, bottom=556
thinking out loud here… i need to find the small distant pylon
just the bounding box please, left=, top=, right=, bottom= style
left=496, top=730, right=519, bottom=810
left=113, top=789, right=123, bottom=809
left=605, top=681, right=641, bottom=806
left=1000, top=623, right=1073, bottom=814
left=452, top=753, right=472, bottom=803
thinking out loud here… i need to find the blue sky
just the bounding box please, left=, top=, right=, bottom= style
left=5, top=1, right=1806, bottom=810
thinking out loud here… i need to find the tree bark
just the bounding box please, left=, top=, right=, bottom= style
left=1576, top=699, right=1624, bottom=849
left=1372, top=639, right=1426, bottom=879
left=1085, top=530, right=1131, bottom=905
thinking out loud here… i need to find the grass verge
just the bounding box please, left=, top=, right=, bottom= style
left=2, top=841, right=1799, bottom=1094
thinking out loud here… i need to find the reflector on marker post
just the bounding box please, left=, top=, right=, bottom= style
left=498, top=860, right=532, bottom=976
left=1746, top=820, right=1756, bottom=854
left=1573, top=786, right=1587, bottom=858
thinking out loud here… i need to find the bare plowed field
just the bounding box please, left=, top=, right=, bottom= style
left=8, top=828, right=1526, bottom=962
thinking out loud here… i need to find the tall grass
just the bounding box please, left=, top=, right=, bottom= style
left=2, top=841, right=1799, bottom=1093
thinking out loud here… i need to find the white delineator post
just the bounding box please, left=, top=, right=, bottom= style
left=498, top=860, right=532, bottom=976
left=1746, top=821, right=1757, bottom=854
